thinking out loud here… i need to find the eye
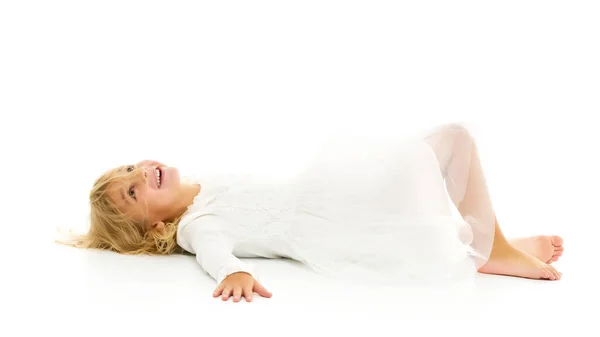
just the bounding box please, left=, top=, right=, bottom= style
left=126, top=165, right=135, bottom=172
left=128, top=186, right=136, bottom=199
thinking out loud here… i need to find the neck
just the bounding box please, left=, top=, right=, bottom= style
left=168, top=183, right=201, bottom=223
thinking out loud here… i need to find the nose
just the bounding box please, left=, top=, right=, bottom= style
left=140, top=167, right=148, bottom=181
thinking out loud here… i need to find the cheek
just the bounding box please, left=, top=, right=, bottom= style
left=164, top=167, right=180, bottom=185
left=148, top=189, right=176, bottom=208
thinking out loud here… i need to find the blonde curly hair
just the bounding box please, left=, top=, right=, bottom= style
left=59, top=165, right=184, bottom=255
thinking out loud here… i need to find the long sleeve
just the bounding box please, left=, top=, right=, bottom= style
left=178, top=214, right=257, bottom=284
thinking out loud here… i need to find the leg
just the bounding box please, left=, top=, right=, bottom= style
left=424, top=123, right=562, bottom=280
left=423, top=123, right=499, bottom=262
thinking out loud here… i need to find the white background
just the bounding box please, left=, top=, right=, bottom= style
left=1, top=1, right=599, bottom=335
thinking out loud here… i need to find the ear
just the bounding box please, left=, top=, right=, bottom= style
left=150, top=221, right=166, bottom=235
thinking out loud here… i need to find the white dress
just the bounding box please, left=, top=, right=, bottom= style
left=176, top=125, right=494, bottom=285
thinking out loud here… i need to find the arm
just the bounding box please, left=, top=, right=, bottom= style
left=194, top=234, right=255, bottom=285
left=179, top=215, right=272, bottom=302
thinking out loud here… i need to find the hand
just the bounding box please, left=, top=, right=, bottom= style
left=213, top=272, right=272, bottom=302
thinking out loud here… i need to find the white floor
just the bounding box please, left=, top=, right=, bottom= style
left=4, top=226, right=593, bottom=336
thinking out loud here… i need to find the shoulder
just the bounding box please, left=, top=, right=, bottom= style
left=177, top=210, right=231, bottom=238
left=176, top=212, right=233, bottom=252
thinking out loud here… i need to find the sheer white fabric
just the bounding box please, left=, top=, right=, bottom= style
left=176, top=123, right=495, bottom=285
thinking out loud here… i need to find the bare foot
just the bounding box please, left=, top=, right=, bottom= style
left=509, top=236, right=564, bottom=264
left=478, top=245, right=562, bottom=280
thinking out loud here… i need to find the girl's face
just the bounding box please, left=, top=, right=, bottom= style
left=106, top=160, right=184, bottom=230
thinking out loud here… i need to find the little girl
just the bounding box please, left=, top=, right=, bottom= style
left=67, top=123, right=564, bottom=303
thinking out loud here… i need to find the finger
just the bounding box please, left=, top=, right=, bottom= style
left=222, top=287, right=232, bottom=301
left=213, top=284, right=225, bottom=298
left=233, top=287, right=243, bottom=302
left=243, top=287, right=253, bottom=302
left=254, top=281, right=272, bottom=298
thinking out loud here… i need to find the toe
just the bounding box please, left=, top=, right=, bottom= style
left=554, top=250, right=563, bottom=257
left=552, top=236, right=563, bottom=247
left=540, top=269, right=550, bottom=279
left=548, top=265, right=561, bottom=280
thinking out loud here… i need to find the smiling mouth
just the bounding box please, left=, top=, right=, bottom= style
left=155, top=167, right=162, bottom=188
